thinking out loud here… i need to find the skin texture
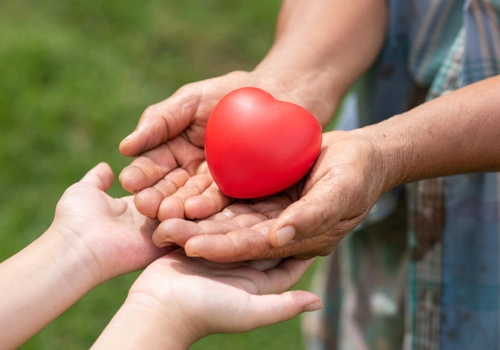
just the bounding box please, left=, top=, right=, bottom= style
left=0, top=164, right=320, bottom=348
left=92, top=251, right=321, bottom=349
left=118, top=0, right=388, bottom=258
left=0, top=163, right=170, bottom=349
left=118, top=0, right=500, bottom=264
left=152, top=131, right=381, bottom=261
left=153, top=75, right=500, bottom=262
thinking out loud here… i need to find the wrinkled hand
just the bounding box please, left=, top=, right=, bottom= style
left=118, top=70, right=322, bottom=222
left=125, top=249, right=321, bottom=346
left=50, top=163, right=172, bottom=284
left=152, top=130, right=388, bottom=262
left=119, top=72, right=264, bottom=221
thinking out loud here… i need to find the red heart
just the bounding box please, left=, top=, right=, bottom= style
left=205, top=87, right=322, bottom=198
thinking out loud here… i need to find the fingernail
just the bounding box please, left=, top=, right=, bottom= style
left=304, top=300, right=323, bottom=312
left=276, top=226, right=296, bottom=246
left=158, top=241, right=175, bottom=248
left=186, top=247, right=202, bottom=258
left=187, top=251, right=202, bottom=258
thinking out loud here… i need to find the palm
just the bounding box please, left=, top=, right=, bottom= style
left=51, top=167, right=169, bottom=284
left=128, top=249, right=317, bottom=337
left=118, top=71, right=300, bottom=221
left=152, top=131, right=385, bottom=262
left=152, top=190, right=299, bottom=260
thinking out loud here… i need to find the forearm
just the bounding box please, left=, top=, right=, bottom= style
left=363, top=75, right=500, bottom=192
left=92, top=296, right=193, bottom=350
left=254, top=0, right=388, bottom=125
left=0, top=228, right=98, bottom=348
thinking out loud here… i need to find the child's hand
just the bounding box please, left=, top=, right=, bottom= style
left=92, top=249, right=321, bottom=349
left=49, top=162, right=171, bottom=285
left=0, top=163, right=173, bottom=348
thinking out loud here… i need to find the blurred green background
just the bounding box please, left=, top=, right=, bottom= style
left=0, top=0, right=319, bottom=349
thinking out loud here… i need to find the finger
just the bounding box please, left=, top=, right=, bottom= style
left=134, top=169, right=191, bottom=219
left=267, top=258, right=315, bottom=286
left=243, top=259, right=282, bottom=272
left=119, top=90, right=200, bottom=157
left=184, top=227, right=276, bottom=262
left=154, top=213, right=266, bottom=248
left=199, top=213, right=268, bottom=232
left=196, top=195, right=289, bottom=222
left=119, top=155, right=170, bottom=194
left=120, top=139, right=196, bottom=194
left=119, top=115, right=169, bottom=157
left=257, top=258, right=315, bottom=294
left=233, top=291, right=322, bottom=332
left=80, top=162, right=114, bottom=192
left=186, top=220, right=340, bottom=262
left=268, top=176, right=343, bottom=248
left=184, top=183, right=232, bottom=220
left=157, top=174, right=214, bottom=221
left=153, top=219, right=203, bottom=247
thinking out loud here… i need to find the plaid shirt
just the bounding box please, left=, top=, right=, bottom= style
left=304, top=1, right=500, bottom=349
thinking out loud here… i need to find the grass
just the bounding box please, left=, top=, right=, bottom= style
left=0, top=1, right=318, bottom=348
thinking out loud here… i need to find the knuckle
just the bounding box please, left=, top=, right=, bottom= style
left=142, top=104, right=158, bottom=119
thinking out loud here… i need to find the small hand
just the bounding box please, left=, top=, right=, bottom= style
left=50, top=162, right=172, bottom=284
left=126, top=249, right=321, bottom=346
left=152, top=130, right=386, bottom=262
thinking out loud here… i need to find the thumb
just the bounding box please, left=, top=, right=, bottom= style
left=268, top=182, right=342, bottom=247
left=241, top=291, right=322, bottom=331
left=119, top=89, right=200, bottom=157
left=119, top=113, right=168, bottom=157
left=79, top=162, right=114, bottom=192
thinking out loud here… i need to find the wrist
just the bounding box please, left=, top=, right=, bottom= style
left=43, top=225, right=102, bottom=292
left=251, top=0, right=388, bottom=126
left=0, top=227, right=100, bottom=348
left=93, top=294, right=196, bottom=349
left=355, top=118, right=410, bottom=193
left=252, top=61, right=342, bottom=126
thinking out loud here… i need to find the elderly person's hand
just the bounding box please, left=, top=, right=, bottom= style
left=118, top=70, right=336, bottom=222
left=151, top=75, right=500, bottom=262
left=151, top=130, right=387, bottom=262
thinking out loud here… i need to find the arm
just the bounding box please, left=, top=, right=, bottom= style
left=154, top=75, right=500, bottom=262
left=367, top=75, right=500, bottom=191
left=273, top=75, right=500, bottom=249
left=118, top=0, right=388, bottom=222
left=0, top=230, right=96, bottom=347
left=254, top=0, right=388, bottom=125
left=0, top=163, right=169, bottom=348
left=91, top=250, right=321, bottom=349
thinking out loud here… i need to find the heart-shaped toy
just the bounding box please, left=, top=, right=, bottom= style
left=205, top=87, right=322, bottom=198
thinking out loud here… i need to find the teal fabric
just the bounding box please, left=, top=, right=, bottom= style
left=314, top=1, right=500, bottom=349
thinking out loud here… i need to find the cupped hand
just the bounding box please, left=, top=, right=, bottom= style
left=125, top=249, right=321, bottom=345
left=50, top=162, right=173, bottom=285
left=151, top=130, right=388, bottom=262
left=119, top=71, right=260, bottom=221
left=118, top=70, right=323, bottom=222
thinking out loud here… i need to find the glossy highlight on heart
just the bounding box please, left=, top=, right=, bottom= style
left=204, top=87, right=322, bottom=199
